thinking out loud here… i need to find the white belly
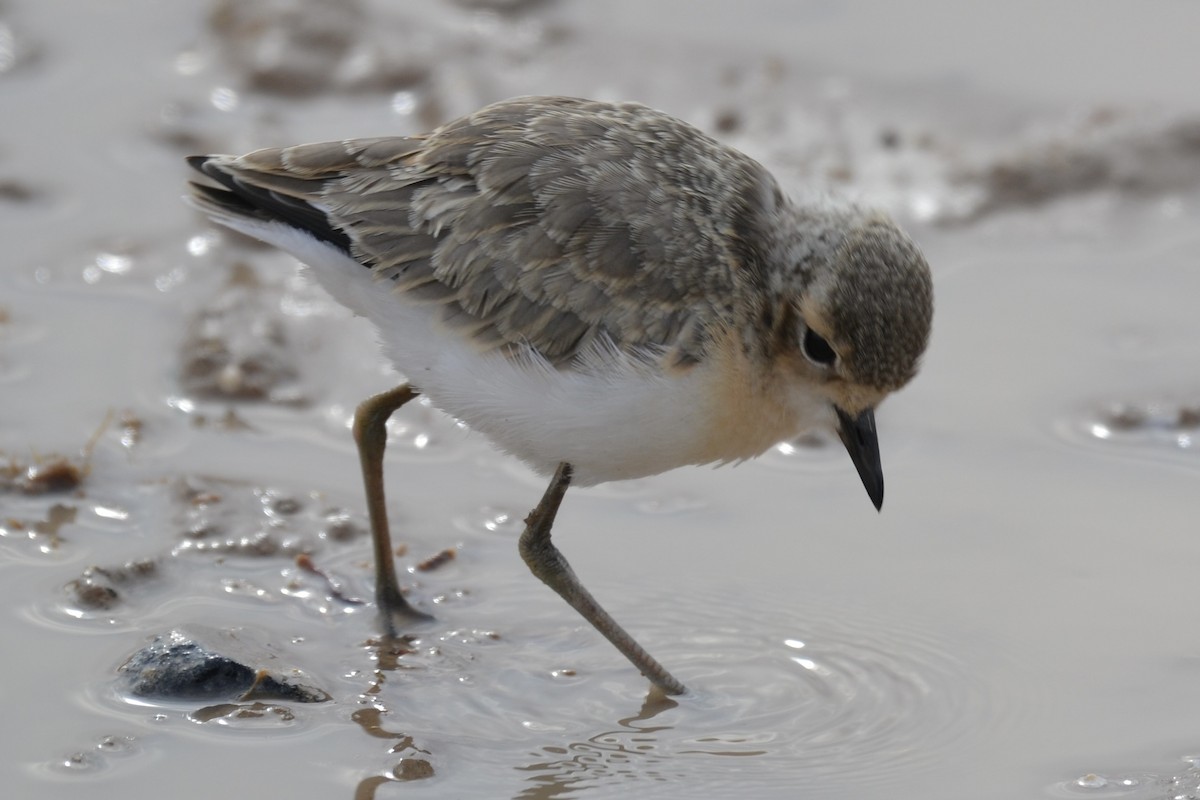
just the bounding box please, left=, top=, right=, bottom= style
left=218, top=222, right=831, bottom=485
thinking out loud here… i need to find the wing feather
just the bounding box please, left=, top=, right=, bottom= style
left=188, top=97, right=778, bottom=366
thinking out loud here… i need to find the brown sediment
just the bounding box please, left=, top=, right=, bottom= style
left=414, top=547, right=457, bottom=572
left=0, top=411, right=110, bottom=495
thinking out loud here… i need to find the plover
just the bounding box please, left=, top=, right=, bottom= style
left=187, top=95, right=934, bottom=696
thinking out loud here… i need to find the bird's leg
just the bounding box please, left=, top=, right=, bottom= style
left=353, top=383, right=433, bottom=635
left=519, top=462, right=687, bottom=696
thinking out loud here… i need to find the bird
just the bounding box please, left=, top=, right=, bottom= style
left=186, top=95, right=934, bottom=696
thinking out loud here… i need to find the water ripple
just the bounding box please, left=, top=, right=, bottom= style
left=362, top=587, right=1006, bottom=797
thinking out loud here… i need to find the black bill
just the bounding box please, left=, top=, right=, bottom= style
left=836, top=407, right=885, bottom=511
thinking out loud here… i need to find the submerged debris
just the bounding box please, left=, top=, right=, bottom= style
left=415, top=547, right=457, bottom=572
left=65, top=559, right=159, bottom=611
left=944, top=110, right=1200, bottom=223
left=392, top=758, right=436, bottom=781
left=766, top=101, right=1200, bottom=226
left=172, top=477, right=328, bottom=558
left=1092, top=400, right=1200, bottom=436
left=296, top=552, right=365, bottom=605
left=448, top=0, right=555, bottom=13
left=1, top=502, right=77, bottom=552
left=189, top=701, right=296, bottom=723
left=0, top=179, right=41, bottom=203
left=0, top=455, right=85, bottom=494
left=0, top=412, right=110, bottom=495
left=179, top=262, right=307, bottom=405
left=207, top=0, right=430, bottom=96
left=1069, top=397, right=1200, bottom=458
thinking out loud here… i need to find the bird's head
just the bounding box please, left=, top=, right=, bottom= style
left=781, top=213, right=934, bottom=510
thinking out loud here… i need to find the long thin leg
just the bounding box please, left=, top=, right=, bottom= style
left=519, top=462, right=687, bottom=696
left=353, top=383, right=432, bottom=635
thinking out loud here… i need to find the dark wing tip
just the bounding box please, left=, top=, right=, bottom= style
left=183, top=154, right=354, bottom=255
left=187, top=180, right=259, bottom=217
left=186, top=155, right=242, bottom=195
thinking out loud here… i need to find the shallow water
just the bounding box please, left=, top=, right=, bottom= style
left=3, top=2, right=1200, bottom=799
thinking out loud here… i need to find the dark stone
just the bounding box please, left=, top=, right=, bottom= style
left=118, top=626, right=329, bottom=703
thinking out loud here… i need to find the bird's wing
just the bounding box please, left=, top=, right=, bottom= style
left=190, top=97, right=776, bottom=366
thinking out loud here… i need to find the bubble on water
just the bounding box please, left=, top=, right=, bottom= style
left=209, top=86, right=239, bottom=112
left=391, top=90, right=418, bottom=115
left=453, top=505, right=521, bottom=536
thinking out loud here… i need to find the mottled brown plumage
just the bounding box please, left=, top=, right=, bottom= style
left=192, top=97, right=931, bottom=383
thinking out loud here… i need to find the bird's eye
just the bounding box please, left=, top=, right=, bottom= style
left=802, top=327, right=837, bottom=366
